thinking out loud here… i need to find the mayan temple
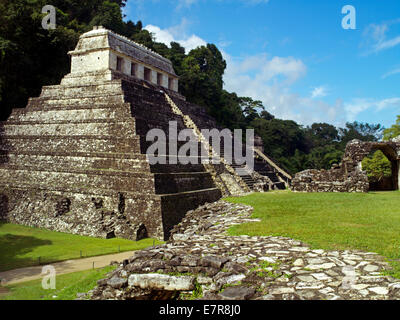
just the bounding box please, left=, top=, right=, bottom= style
left=0, top=27, right=291, bottom=241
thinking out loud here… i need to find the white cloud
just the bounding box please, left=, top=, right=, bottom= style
left=344, top=97, right=400, bottom=121
left=362, top=19, right=400, bottom=54
left=375, top=36, right=400, bottom=51
left=311, top=86, right=329, bottom=99
left=144, top=23, right=207, bottom=52
left=382, top=67, right=400, bottom=79
left=176, top=0, right=198, bottom=9
left=224, top=53, right=306, bottom=85
left=223, top=52, right=348, bottom=126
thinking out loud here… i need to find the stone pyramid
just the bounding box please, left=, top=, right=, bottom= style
left=0, top=27, right=291, bottom=240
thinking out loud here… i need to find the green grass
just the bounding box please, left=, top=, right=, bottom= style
left=225, top=190, right=400, bottom=278
left=1, top=266, right=116, bottom=300
left=0, top=222, right=163, bottom=272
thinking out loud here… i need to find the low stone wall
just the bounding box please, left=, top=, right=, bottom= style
left=291, top=168, right=369, bottom=193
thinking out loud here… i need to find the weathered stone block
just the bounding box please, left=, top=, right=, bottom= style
left=128, top=274, right=195, bottom=291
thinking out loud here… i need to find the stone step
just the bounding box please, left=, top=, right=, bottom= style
left=59, top=71, right=116, bottom=86
left=0, top=167, right=156, bottom=194
left=0, top=121, right=136, bottom=138
left=170, top=97, right=209, bottom=115
left=27, top=94, right=125, bottom=107
left=40, top=82, right=123, bottom=98
left=234, top=168, right=251, bottom=174
left=133, top=113, right=185, bottom=128
left=128, top=95, right=170, bottom=108
left=0, top=182, right=160, bottom=200
left=141, top=148, right=211, bottom=164
left=135, top=119, right=188, bottom=136
left=172, top=102, right=208, bottom=118
left=12, top=103, right=130, bottom=113
left=122, top=81, right=166, bottom=97
left=160, top=187, right=222, bottom=239
left=7, top=105, right=131, bottom=123
left=190, top=118, right=219, bottom=131
left=240, top=175, right=256, bottom=189
left=130, top=100, right=175, bottom=117
left=154, top=172, right=215, bottom=194
left=126, top=93, right=171, bottom=105
left=0, top=153, right=150, bottom=173
left=130, top=103, right=179, bottom=121
left=145, top=154, right=218, bottom=167
left=143, top=135, right=207, bottom=148
left=150, top=162, right=207, bottom=174
left=0, top=136, right=141, bottom=154
left=171, top=100, right=218, bottom=127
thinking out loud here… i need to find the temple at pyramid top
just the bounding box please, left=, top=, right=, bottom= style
left=63, top=26, right=179, bottom=92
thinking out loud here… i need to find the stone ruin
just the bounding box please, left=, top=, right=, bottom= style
left=0, top=27, right=291, bottom=241
left=291, top=139, right=400, bottom=193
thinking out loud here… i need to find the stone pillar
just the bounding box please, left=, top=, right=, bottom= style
left=137, top=64, right=144, bottom=80
left=161, top=74, right=168, bottom=88
left=172, top=78, right=179, bottom=92
left=122, top=58, right=130, bottom=75
left=151, top=70, right=157, bottom=85
left=397, top=160, right=400, bottom=190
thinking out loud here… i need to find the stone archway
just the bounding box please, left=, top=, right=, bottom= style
left=292, top=139, right=400, bottom=193
left=363, top=143, right=399, bottom=191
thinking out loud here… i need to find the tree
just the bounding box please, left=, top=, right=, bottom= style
left=179, top=44, right=226, bottom=109
left=362, top=150, right=392, bottom=183
left=383, top=115, right=400, bottom=141
left=88, top=1, right=125, bottom=34
left=339, top=121, right=383, bottom=147
left=165, top=42, right=186, bottom=76
left=239, top=97, right=264, bottom=124
left=0, top=0, right=130, bottom=120
left=0, top=0, right=80, bottom=120
left=305, top=123, right=339, bottom=148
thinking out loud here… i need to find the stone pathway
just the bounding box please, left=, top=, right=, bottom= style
left=89, top=201, right=400, bottom=300
left=0, top=251, right=135, bottom=286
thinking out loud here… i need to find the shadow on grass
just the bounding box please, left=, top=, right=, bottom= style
left=0, top=231, right=52, bottom=271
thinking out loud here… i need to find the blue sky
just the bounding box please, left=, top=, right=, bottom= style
left=124, top=0, right=400, bottom=128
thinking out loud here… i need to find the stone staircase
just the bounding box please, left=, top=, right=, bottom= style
left=253, top=152, right=291, bottom=190
left=163, top=92, right=250, bottom=197
left=168, top=96, right=291, bottom=191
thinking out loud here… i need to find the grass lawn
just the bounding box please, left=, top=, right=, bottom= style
left=1, top=265, right=116, bottom=300
left=225, top=190, right=400, bottom=278
left=0, top=222, right=163, bottom=272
